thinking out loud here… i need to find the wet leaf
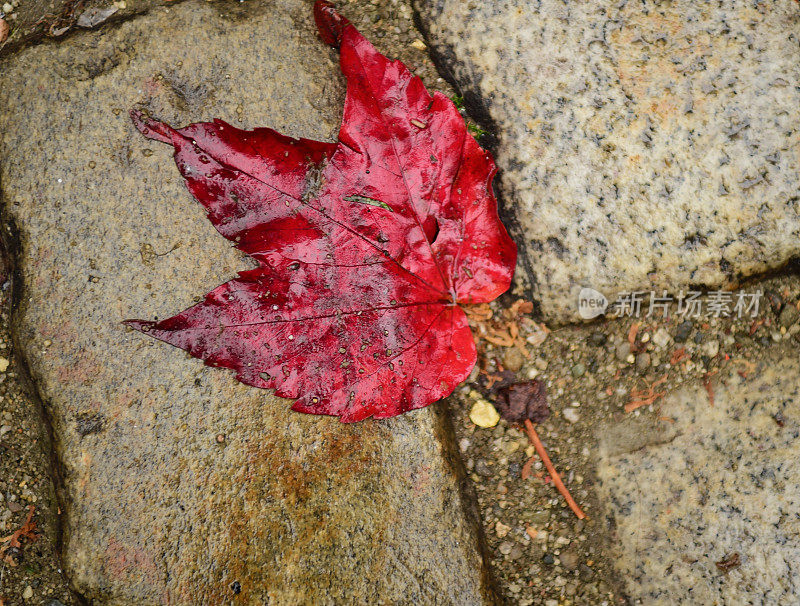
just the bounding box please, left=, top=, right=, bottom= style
left=495, top=380, right=550, bottom=424
left=126, top=1, right=515, bottom=422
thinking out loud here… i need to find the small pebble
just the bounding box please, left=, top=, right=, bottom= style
left=565, top=581, right=578, bottom=597
left=615, top=342, right=631, bottom=361
left=652, top=327, right=671, bottom=349
left=779, top=305, right=799, bottom=328
left=475, top=459, right=493, bottom=477
left=703, top=339, right=720, bottom=358
left=502, top=348, right=524, bottom=372
left=559, top=549, right=580, bottom=570
left=508, top=544, right=524, bottom=560
left=501, top=440, right=519, bottom=455
left=674, top=320, right=693, bottom=343
left=526, top=326, right=548, bottom=347
left=23, top=585, right=33, bottom=600
left=635, top=352, right=651, bottom=370
left=571, top=362, right=585, bottom=378
left=498, top=541, right=513, bottom=555
left=529, top=511, right=549, bottom=525
left=495, top=521, right=511, bottom=538
left=0, top=357, right=8, bottom=372
left=562, top=408, right=580, bottom=424
left=588, top=331, right=607, bottom=347
left=542, top=552, right=555, bottom=565
left=469, top=398, right=499, bottom=428
left=766, top=290, right=783, bottom=315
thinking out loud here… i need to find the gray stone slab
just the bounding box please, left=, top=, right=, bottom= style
left=0, top=1, right=494, bottom=603
left=597, top=347, right=800, bottom=604
left=415, top=0, right=800, bottom=322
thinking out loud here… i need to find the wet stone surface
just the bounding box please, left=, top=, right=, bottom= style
left=0, top=1, right=494, bottom=603
left=414, top=0, right=800, bottom=322
left=597, top=346, right=800, bottom=604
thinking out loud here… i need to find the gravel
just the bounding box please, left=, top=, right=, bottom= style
left=452, top=270, right=800, bottom=603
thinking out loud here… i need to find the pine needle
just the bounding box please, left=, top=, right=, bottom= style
left=523, top=419, right=586, bottom=519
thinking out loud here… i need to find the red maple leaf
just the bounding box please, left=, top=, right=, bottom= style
left=126, top=0, right=516, bottom=422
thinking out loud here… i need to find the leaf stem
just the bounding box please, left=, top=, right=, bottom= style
left=523, top=419, right=586, bottom=520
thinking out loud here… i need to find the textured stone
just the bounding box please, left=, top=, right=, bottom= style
left=415, top=0, right=800, bottom=322
left=0, top=2, right=493, bottom=603
left=596, top=346, right=800, bottom=604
